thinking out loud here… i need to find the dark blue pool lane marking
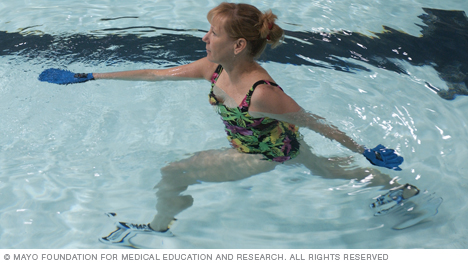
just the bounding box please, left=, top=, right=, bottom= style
left=267, top=8, right=468, bottom=100
left=1, top=8, right=467, bottom=100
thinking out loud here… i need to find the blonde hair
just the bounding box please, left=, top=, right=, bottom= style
left=207, top=2, right=283, bottom=58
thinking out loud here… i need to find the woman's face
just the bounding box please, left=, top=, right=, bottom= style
left=202, top=17, right=237, bottom=64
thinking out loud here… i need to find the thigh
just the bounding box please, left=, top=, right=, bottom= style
left=291, top=142, right=351, bottom=176
left=160, top=148, right=279, bottom=185
left=292, top=141, right=393, bottom=187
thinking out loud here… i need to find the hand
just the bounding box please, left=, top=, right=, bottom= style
left=39, top=68, right=94, bottom=85
left=363, top=144, right=403, bottom=170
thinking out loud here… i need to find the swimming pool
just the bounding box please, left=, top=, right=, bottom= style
left=0, top=0, right=467, bottom=249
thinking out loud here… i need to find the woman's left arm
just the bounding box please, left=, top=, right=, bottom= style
left=249, top=84, right=365, bottom=154
left=250, top=84, right=404, bottom=170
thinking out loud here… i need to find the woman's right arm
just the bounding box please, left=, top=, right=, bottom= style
left=93, top=57, right=217, bottom=82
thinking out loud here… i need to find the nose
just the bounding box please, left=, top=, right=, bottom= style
left=202, top=31, right=209, bottom=43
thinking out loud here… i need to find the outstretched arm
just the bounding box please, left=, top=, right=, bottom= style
left=249, top=84, right=403, bottom=170
left=93, top=58, right=216, bottom=81
left=283, top=109, right=365, bottom=154
left=252, top=108, right=365, bottom=154
left=249, top=84, right=364, bottom=153
left=39, top=57, right=217, bottom=84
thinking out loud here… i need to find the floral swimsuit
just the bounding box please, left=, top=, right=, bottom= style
left=209, top=65, right=301, bottom=162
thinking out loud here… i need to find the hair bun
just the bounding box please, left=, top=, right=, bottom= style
left=261, top=11, right=283, bottom=48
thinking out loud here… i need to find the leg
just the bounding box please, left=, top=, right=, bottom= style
left=150, top=148, right=278, bottom=231
left=292, top=141, right=401, bottom=189
left=291, top=142, right=438, bottom=228
left=292, top=141, right=419, bottom=209
left=101, top=148, right=277, bottom=245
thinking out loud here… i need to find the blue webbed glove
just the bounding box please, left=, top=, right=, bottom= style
left=363, top=144, right=403, bottom=171
left=39, top=68, right=94, bottom=85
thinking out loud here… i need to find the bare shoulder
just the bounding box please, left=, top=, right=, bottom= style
left=189, top=57, right=218, bottom=81
left=249, top=83, right=301, bottom=114
left=170, top=57, right=217, bottom=81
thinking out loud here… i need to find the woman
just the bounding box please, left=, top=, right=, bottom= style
left=40, top=3, right=422, bottom=243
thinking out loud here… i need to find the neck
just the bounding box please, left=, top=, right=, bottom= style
left=221, top=56, right=257, bottom=85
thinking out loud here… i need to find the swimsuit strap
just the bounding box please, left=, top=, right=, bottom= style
left=210, top=65, right=283, bottom=111
left=241, top=80, right=283, bottom=111
left=209, top=65, right=224, bottom=105
left=211, top=65, right=223, bottom=85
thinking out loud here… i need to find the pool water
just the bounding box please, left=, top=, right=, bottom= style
left=0, top=0, right=467, bottom=249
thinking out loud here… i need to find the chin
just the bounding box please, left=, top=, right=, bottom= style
left=206, top=55, right=218, bottom=64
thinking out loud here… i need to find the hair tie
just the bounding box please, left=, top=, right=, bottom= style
left=266, top=23, right=273, bottom=40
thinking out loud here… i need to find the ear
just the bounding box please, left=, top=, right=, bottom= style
left=233, top=38, right=247, bottom=55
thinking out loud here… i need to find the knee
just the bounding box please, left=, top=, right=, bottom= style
left=180, top=195, right=194, bottom=207
left=156, top=167, right=198, bottom=192
left=161, top=163, right=185, bottom=176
